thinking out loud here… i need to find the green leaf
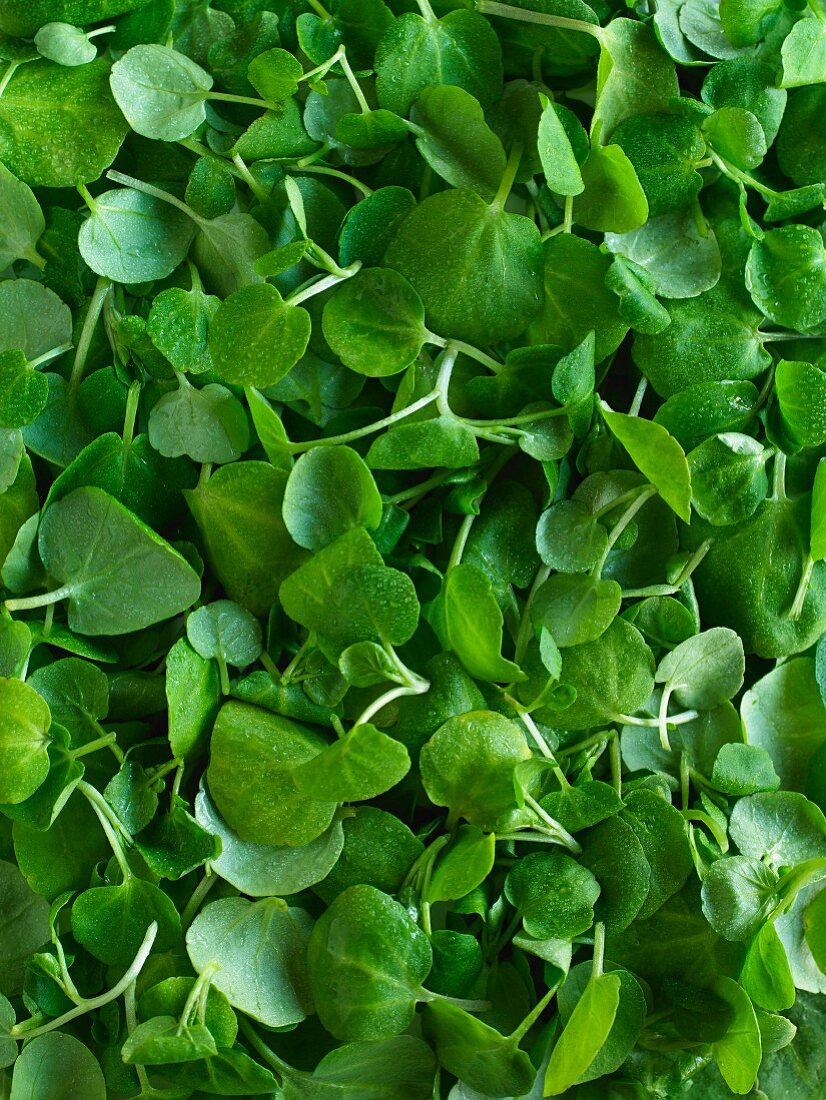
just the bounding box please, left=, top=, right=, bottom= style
left=538, top=95, right=585, bottom=196
left=109, top=44, right=212, bottom=140
left=742, top=920, right=795, bottom=1012
left=506, top=850, right=600, bottom=939
left=322, top=269, right=427, bottom=378
left=592, top=19, right=679, bottom=142
left=601, top=404, right=692, bottom=522
left=425, top=825, right=495, bottom=903
left=187, top=896, right=314, bottom=1027
left=0, top=350, right=50, bottom=430
left=688, top=432, right=769, bottom=525
left=0, top=858, right=50, bottom=994
left=34, top=22, right=100, bottom=66
left=655, top=627, right=745, bottom=710
left=0, top=162, right=44, bottom=269
left=781, top=14, right=826, bottom=87
left=187, top=599, right=262, bottom=669
left=422, top=1001, right=535, bottom=1098
left=292, top=723, right=410, bottom=803
left=428, top=563, right=524, bottom=683
left=366, top=416, right=480, bottom=471
left=0, top=59, right=127, bottom=187
left=711, top=975, right=762, bottom=1094
left=37, top=487, right=201, bottom=635
left=775, top=360, right=826, bottom=448
left=411, top=84, right=506, bottom=202
left=573, top=144, right=649, bottom=234
left=209, top=284, right=312, bottom=388
left=206, top=700, right=338, bottom=846
left=545, top=972, right=622, bottom=1095
left=746, top=226, right=826, bottom=332
left=10, top=1033, right=105, bottom=1099
left=307, top=884, right=432, bottom=1040
left=729, top=791, right=826, bottom=867
left=146, top=283, right=219, bottom=375
left=71, top=876, right=180, bottom=965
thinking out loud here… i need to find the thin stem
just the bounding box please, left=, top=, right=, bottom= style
left=658, top=682, right=675, bottom=752
left=614, top=710, right=699, bottom=729
left=509, top=984, right=558, bottom=1043
left=509, top=699, right=555, bottom=761
left=610, top=733, right=622, bottom=797
left=29, top=343, right=73, bottom=370
left=286, top=263, right=361, bottom=306
left=476, top=0, right=604, bottom=39
left=354, top=677, right=429, bottom=728
left=78, top=781, right=132, bottom=880
left=292, top=163, right=372, bottom=196
left=592, top=922, right=606, bottom=978
left=563, top=193, right=574, bottom=233
left=338, top=49, right=370, bottom=113
left=448, top=514, right=475, bottom=571
left=288, top=392, right=439, bottom=453
left=124, top=982, right=153, bottom=1094
left=238, top=1019, right=292, bottom=1078
left=217, top=653, right=231, bottom=696
left=629, top=376, right=648, bottom=416
left=107, top=170, right=198, bottom=221
left=295, top=140, right=333, bottom=167
left=680, top=752, right=690, bottom=811
left=492, top=141, right=523, bottom=210
left=772, top=452, right=788, bottom=501
left=427, top=333, right=504, bottom=375
left=70, top=276, right=111, bottom=391
left=231, top=152, right=270, bottom=204
left=592, top=486, right=657, bottom=575
left=180, top=873, right=218, bottom=930
left=789, top=555, right=815, bottom=621
left=0, top=60, right=21, bottom=98
left=415, top=0, right=437, bottom=20
left=513, top=564, right=551, bottom=668
left=70, top=733, right=118, bottom=760
left=122, top=380, right=141, bottom=450
left=10, top=923, right=158, bottom=1040
left=209, top=90, right=276, bottom=110
left=524, top=793, right=581, bottom=853
left=5, top=585, right=73, bottom=613
left=386, top=470, right=450, bottom=506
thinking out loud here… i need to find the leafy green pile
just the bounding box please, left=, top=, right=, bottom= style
left=1, top=0, right=826, bottom=1096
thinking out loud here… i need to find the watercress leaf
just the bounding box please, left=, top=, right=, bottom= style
left=591, top=19, right=679, bottom=142
left=540, top=780, right=623, bottom=833
left=544, top=972, right=622, bottom=1095
left=741, top=658, right=826, bottom=791
left=711, top=975, right=762, bottom=1094
left=703, top=853, right=780, bottom=941
left=247, top=46, right=302, bottom=101
left=0, top=162, right=44, bottom=270
left=366, top=416, right=480, bottom=471
left=412, top=84, right=506, bottom=202
left=557, top=963, right=647, bottom=1081
left=506, top=850, right=600, bottom=940
left=10, top=1033, right=105, bottom=1100
left=688, top=433, right=769, bottom=525
left=605, top=256, right=671, bottom=335
left=0, top=350, right=50, bottom=430
left=71, top=877, right=180, bottom=965
left=207, top=700, right=338, bottom=846
left=533, top=573, right=622, bottom=648
left=292, top=723, right=410, bottom=802
left=313, top=805, right=424, bottom=904
left=146, top=283, right=219, bottom=375
left=339, top=186, right=417, bottom=269
left=425, top=825, right=495, bottom=903
left=573, top=144, right=649, bottom=234
left=538, top=96, right=585, bottom=196
left=187, top=599, right=262, bottom=670
left=578, top=815, right=651, bottom=933
left=195, top=783, right=344, bottom=896
left=187, top=896, right=314, bottom=1027
left=606, top=207, right=722, bottom=300
left=742, top=920, right=795, bottom=1012
left=812, top=460, right=826, bottom=564
left=746, top=226, right=826, bottom=332
left=0, top=279, right=72, bottom=362
left=375, top=9, right=503, bottom=117
left=38, top=487, right=201, bottom=635
left=281, top=1035, right=437, bottom=1100
left=719, top=0, right=784, bottom=47
left=655, top=627, right=745, bottom=710
left=781, top=13, right=826, bottom=87
left=322, top=268, right=428, bottom=378
left=385, top=189, right=543, bottom=347
left=422, top=1001, right=535, bottom=1098
left=185, top=461, right=304, bottom=615
left=0, top=678, right=51, bottom=806
left=557, top=618, right=655, bottom=730
left=208, top=283, right=311, bottom=389
left=611, top=114, right=705, bottom=218
left=552, top=330, right=595, bottom=406
left=34, top=22, right=99, bottom=66
left=601, top=404, right=692, bottom=522
left=307, top=884, right=432, bottom=1040
left=192, top=210, right=270, bottom=298
left=428, top=563, right=524, bottom=684
left=730, top=791, right=826, bottom=867
left=121, top=1016, right=218, bottom=1065
left=775, top=360, right=826, bottom=448
left=528, top=233, right=628, bottom=361
left=633, top=289, right=771, bottom=397
left=109, top=44, right=212, bottom=140
left=420, top=710, right=531, bottom=831
left=712, top=743, right=780, bottom=796
left=0, top=58, right=127, bottom=187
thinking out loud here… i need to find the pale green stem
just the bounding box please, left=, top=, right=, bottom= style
left=78, top=780, right=132, bottom=880
left=337, top=49, right=370, bottom=113
left=231, top=152, right=270, bottom=204
left=70, top=733, right=118, bottom=760
left=426, top=332, right=504, bottom=375
left=286, top=263, right=361, bottom=306
left=491, top=141, right=523, bottom=211
left=291, top=163, right=373, bottom=196
left=447, top=514, right=476, bottom=571
left=180, top=873, right=218, bottom=930
left=354, top=677, right=429, bottom=729
left=592, top=922, right=606, bottom=978
left=615, top=710, right=699, bottom=728
left=592, top=486, right=657, bottom=575
left=658, top=682, right=676, bottom=751
left=476, top=0, right=604, bottom=39
left=10, top=923, right=157, bottom=1039
left=789, top=555, right=815, bottom=621
left=629, top=376, right=648, bottom=416
left=288, top=391, right=439, bottom=453
left=122, top=380, right=141, bottom=450
left=524, top=792, right=581, bottom=853
left=29, top=343, right=72, bottom=370
left=610, top=733, right=622, bottom=797
left=70, top=276, right=111, bottom=391
left=5, top=585, right=74, bottom=613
